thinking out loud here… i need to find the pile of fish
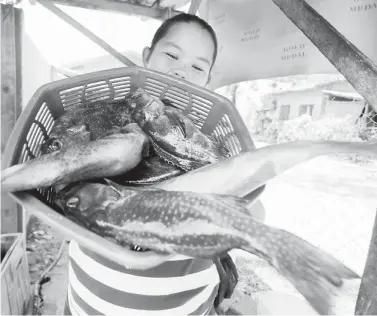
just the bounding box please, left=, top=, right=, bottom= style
left=2, top=88, right=377, bottom=314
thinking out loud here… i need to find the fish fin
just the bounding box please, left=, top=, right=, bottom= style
left=103, top=178, right=127, bottom=197
left=161, top=99, right=178, bottom=109
left=215, top=195, right=253, bottom=217
left=242, top=225, right=360, bottom=315
left=218, top=144, right=231, bottom=158
left=120, top=186, right=165, bottom=193
left=166, top=109, right=187, bottom=138
left=105, top=180, right=165, bottom=194
left=208, top=135, right=231, bottom=158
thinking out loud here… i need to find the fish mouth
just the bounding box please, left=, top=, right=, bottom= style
left=129, top=244, right=150, bottom=252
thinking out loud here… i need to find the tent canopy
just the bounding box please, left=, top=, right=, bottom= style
left=21, top=0, right=377, bottom=90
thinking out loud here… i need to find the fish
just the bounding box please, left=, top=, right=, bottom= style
left=1, top=88, right=230, bottom=192
left=109, top=155, right=184, bottom=186
left=108, top=93, right=229, bottom=186
left=56, top=138, right=375, bottom=314
left=1, top=94, right=149, bottom=192
left=129, top=88, right=230, bottom=171
left=56, top=179, right=360, bottom=315
left=155, top=139, right=377, bottom=200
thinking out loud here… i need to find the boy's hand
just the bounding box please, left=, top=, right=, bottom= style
left=213, top=252, right=239, bottom=308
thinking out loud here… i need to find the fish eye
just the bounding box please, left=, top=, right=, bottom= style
left=66, top=197, right=79, bottom=208
left=50, top=140, right=63, bottom=151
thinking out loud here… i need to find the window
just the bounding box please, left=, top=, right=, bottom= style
left=279, top=105, right=290, bottom=120
left=299, top=104, right=314, bottom=116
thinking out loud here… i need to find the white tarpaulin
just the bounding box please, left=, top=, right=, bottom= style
left=21, top=0, right=376, bottom=89
left=201, top=0, right=377, bottom=89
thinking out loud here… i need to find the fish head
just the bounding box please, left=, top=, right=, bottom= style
left=129, top=88, right=165, bottom=128
left=40, top=124, right=91, bottom=155
left=55, top=181, right=123, bottom=223
left=129, top=88, right=230, bottom=171
left=2, top=95, right=148, bottom=193
left=153, top=107, right=231, bottom=170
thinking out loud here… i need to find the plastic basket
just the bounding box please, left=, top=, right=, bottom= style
left=2, top=66, right=263, bottom=266
left=1, top=233, right=32, bottom=315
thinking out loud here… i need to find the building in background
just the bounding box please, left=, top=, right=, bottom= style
left=261, top=78, right=368, bottom=124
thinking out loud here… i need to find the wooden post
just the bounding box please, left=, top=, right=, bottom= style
left=355, top=210, right=377, bottom=315
left=188, top=0, right=202, bottom=14
left=37, top=0, right=136, bottom=67
left=272, top=0, right=377, bottom=113
left=1, top=4, right=23, bottom=234
left=49, top=0, right=181, bottom=19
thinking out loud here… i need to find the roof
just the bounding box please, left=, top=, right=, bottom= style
left=263, top=75, right=347, bottom=96
left=322, top=89, right=364, bottom=101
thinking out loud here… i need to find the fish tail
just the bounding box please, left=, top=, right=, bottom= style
left=241, top=223, right=359, bottom=315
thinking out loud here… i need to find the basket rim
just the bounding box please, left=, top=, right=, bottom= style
left=2, top=66, right=255, bottom=169
left=2, top=66, right=264, bottom=267
left=7, top=191, right=163, bottom=268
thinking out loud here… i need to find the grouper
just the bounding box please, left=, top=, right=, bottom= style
left=1, top=89, right=228, bottom=192
left=1, top=97, right=149, bottom=192
left=56, top=139, right=376, bottom=315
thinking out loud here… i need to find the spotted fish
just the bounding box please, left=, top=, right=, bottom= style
left=57, top=179, right=359, bottom=315
left=56, top=138, right=376, bottom=314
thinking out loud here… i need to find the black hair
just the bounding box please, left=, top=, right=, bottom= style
left=150, top=13, right=218, bottom=67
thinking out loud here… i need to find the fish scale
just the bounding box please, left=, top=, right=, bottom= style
left=57, top=179, right=362, bottom=315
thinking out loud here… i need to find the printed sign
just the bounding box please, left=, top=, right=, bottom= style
left=200, top=0, right=377, bottom=89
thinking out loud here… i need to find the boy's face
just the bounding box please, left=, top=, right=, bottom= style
left=143, top=22, right=215, bottom=87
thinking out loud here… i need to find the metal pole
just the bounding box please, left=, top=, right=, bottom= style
left=37, top=0, right=136, bottom=67
left=355, top=210, right=377, bottom=315
left=272, top=0, right=377, bottom=113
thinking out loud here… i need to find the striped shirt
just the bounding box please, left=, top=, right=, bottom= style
left=67, top=240, right=220, bottom=315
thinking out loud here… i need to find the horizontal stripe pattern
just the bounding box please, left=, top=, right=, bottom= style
left=68, top=285, right=217, bottom=316
left=69, top=263, right=218, bottom=315
left=69, top=286, right=95, bottom=316
left=80, top=245, right=213, bottom=277
left=70, top=257, right=207, bottom=310
left=69, top=241, right=219, bottom=295
left=189, top=286, right=219, bottom=315
left=68, top=240, right=220, bottom=315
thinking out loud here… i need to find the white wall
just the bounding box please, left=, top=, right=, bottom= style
left=21, top=30, right=54, bottom=109
left=275, top=90, right=323, bottom=120
left=324, top=100, right=365, bottom=122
